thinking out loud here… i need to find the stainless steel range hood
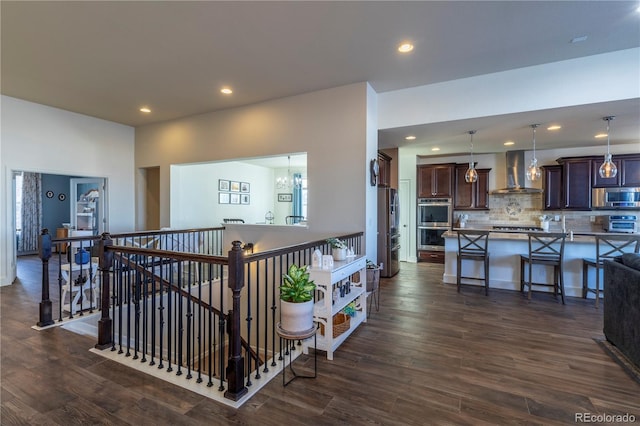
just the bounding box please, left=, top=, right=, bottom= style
left=490, top=150, right=543, bottom=194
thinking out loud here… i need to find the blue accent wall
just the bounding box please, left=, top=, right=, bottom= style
left=41, top=174, right=71, bottom=233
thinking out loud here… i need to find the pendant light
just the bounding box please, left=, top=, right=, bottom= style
left=464, top=130, right=478, bottom=183
left=599, top=116, right=617, bottom=179
left=525, top=124, right=541, bottom=181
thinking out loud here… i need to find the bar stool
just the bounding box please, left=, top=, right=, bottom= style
left=583, top=235, right=640, bottom=308
left=520, top=232, right=567, bottom=304
left=456, top=230, right=490, bottom=295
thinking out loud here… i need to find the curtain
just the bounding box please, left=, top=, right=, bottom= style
left=292, top=173, right=302, bottom=222
left=19, top=172, right=42, bottom=253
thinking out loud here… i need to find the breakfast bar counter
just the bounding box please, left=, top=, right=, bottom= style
left=443, top=229, right=628, bottom=298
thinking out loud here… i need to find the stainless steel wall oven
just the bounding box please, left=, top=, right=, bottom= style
left=417, top=198, right=451, bottom=251
left=417, top=198, right=451, bottom=227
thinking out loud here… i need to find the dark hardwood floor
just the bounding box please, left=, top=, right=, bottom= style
left=2, top=256, right=639, bottom=425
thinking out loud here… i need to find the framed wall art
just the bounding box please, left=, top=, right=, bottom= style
left=241, top=194, right=250, bottom=205
left=219, top=180, right=230, bottom=191
left=219, top=193, right=230, bottom=204
left=230, top=193, right=240, bottom=204
left=240, top=182, right=250, bottom=193
left=230, top=181, right=240, bottom=192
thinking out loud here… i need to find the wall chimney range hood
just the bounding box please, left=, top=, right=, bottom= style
left=490, top=151, right=543, bottom=194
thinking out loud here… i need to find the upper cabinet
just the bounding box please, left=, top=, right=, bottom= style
left=417, top=164, right=454, bottom=198
left=545, top=154, right=640, bottom=211
left=621, top=156, right=640, bottom=187
left=377, top=151, right=392, bottom=188
left=592, top=154, right=640, bottom=188
left=542, top=165, right=563, bottom=210
left=557, top=158, right=592, bottom=210
left=453, top=164, right=490, bottom=210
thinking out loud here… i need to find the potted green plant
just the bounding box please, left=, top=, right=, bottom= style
left=326, top=237, right=347, bottom=261
left=280, top=264, right=317, bottom=333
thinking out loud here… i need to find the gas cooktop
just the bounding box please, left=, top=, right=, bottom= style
left=492, top=225, right=543, bottom=232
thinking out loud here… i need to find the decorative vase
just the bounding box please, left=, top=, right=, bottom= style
left=74, top=248, right=90, bottom=265
left=332, top=247, right=347, bottom=261
left=541, top=221, right=549, bottom=232
left=280, top=300, right=314, bottom=333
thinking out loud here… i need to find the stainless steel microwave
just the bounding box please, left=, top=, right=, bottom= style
left=592, top=187, right=640, bottom=209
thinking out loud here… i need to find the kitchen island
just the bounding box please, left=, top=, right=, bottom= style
left=443, top=229, right=632, bottom=298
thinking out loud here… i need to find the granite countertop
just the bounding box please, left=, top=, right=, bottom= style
left=445, top=228, right=637, bottom=242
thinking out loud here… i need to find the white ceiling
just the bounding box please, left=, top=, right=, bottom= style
left=2, top=1, right=639, bottom=155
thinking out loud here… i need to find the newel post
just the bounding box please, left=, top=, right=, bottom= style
left=37, top=229, right=54, bottom=327
left=95, top=232, right=114, bottom=349
left=224, top=240, right=248, bottom=401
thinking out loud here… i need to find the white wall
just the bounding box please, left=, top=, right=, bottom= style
left=135, top=83, right=376, bottom=257
left=0, top=96, right=135, bottom=286
left=170, top=161, right=276, bottom=228
left=379, top=48, right=640, bottom=130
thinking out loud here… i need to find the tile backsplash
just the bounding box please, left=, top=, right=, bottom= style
left=454, top=193, right=639, bottom=233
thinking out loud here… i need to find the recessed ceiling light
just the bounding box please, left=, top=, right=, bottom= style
left=431, top=147, right=440, bottom=152
left=595, top=133, right=608, bottom=139
left=547, top=125, right=562, bottom=131
left=570, top=35, right=588, bottom=43
left=221, top=87, right=233, bottom=95
left=504, top=141, right=515, bottom=146
left=398, top=42, right=414, bottom=53
left=405, top=135, right=416, bottom=140
left=139, top=107, right=151, bottom=113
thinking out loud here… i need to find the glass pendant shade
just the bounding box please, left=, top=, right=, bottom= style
left=526, top=124, right=541, bottom=182
left=599, top=153, right=617, bottom=178
left=465, top=163, right=478, bottom=183
left=598, top=116, right=617, bottom=179
left=464, top=130, right=478, bottom=183
left=526, top=157, right=541, bottom=181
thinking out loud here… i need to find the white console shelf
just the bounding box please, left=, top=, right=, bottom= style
left=308, top=255, right=367, bottom=360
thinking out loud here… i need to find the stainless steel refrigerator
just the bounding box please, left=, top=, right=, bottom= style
left=377, top=187, right=400, bottom=278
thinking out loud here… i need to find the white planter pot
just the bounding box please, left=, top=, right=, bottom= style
left=332, top=247, right=346, bottom=261
left=280, top=300, right=314, bottom=333
left=541, top=221, right=549, bottom=232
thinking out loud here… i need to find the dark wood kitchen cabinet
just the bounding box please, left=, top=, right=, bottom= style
left=558, top=158, right=591, bottom=210
left=621, top=155, right=640, bottom=187
left=417, top=164, right=454, bottom=198
left=454, top=164, right=490, bottom=210
left=377, top=151, right=391, bottom=187
left=417, top=250, right=445, bottom=264
left=542, top=165, right=563, bottom=210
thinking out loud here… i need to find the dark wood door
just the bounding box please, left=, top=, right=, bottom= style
left=621, top=156, right=640, bottom=187
left=377, top=152, right=391, bottom=187
left=474, top=169, right=490, bottom=210
left=433, top=166, right=453, bottom=197
left=454, top=165, right=490, bottom=210
left=417, top=165, right=435, bottom=197
left=543, top=165, right=563, bottom=210
left=563, top=159, right=591, bottom=209
left=454, top=165, right=473, bottom=208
